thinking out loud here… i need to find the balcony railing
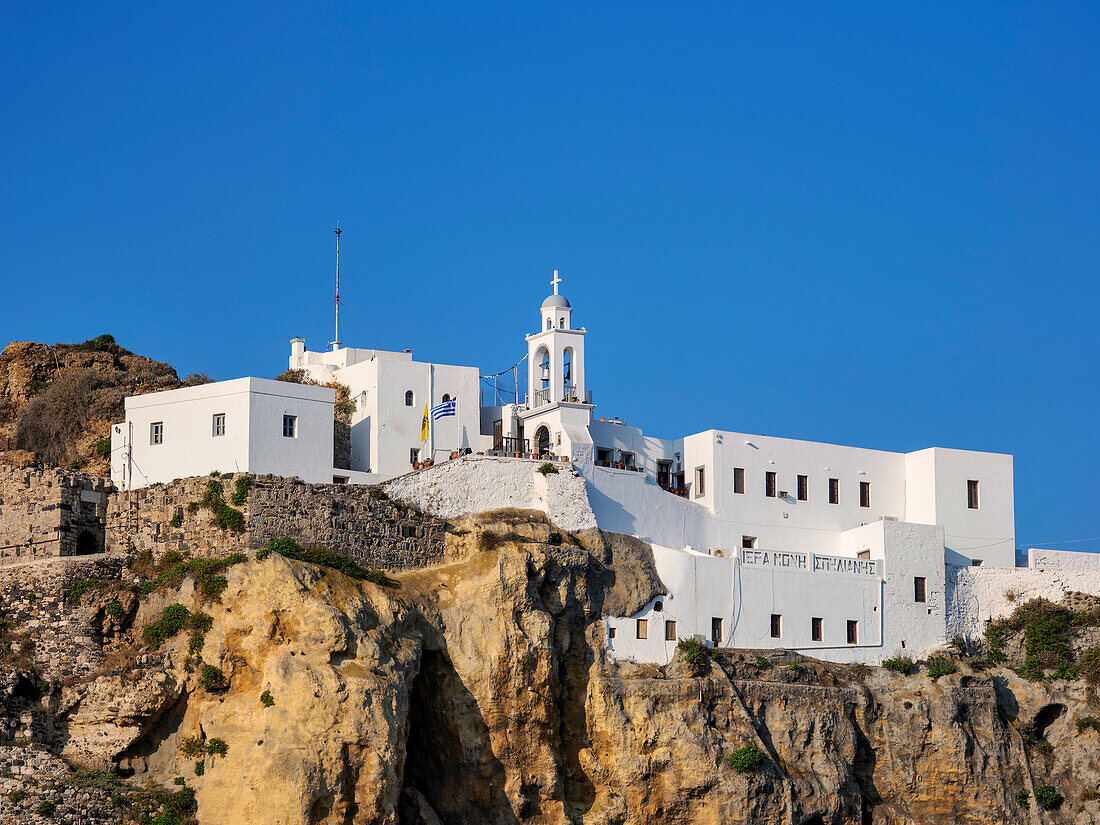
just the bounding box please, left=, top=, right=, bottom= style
left=532, top=388, right=550, bottom=408
left=658, top=480, right=689, bottom=498
left=494, top=436, right=530, bottom=453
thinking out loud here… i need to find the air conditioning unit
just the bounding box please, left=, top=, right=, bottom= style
left=709, top=548, right=725, bottom=558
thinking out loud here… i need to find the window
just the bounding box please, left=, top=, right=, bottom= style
left=846, top=620, right=858, bottom=644
left=857, top=549, right=871, bottom=560
left=559, top=317, right=565, bottom=328
left=741, top=535, right=757, bottom=549
left=797, top=474, right=808, bottom=501
left=770, top=614, right=782, bottom=638
left=282, top=415, right=297, bottom=438
left=404, top=390, right=414, bottom=407
left=608, top=626, right=616, bottom=639
left=733, top=467, right=745, bottom=494
left=665, top=620, right=677, bottom=641
left=546, top=318, right=552, bottom=330
left=765, top=471, right=776, bottom=497
left=441, top=393, right=450, bottom=403
left=409, top=448, right=420, bottom=465
left=829, top=478, right=839, bottom=504
left=636, top=619, right=648, bottom=639
left=212, top=413, right=225, bottom=437
left=150, top=422, right=164, bottom=445
left=860, top=481, right=870, bottom=508
left=967, top=479, right=980, bottom=509
left=596, top=447, right=613, bottom=465
left=811, top=617, right=823, bottom=642
left=711, top=617, right=723, bottom=644
left=694, top=466, right=705, bottom=498
left=914, top=576, right=927, bottom=603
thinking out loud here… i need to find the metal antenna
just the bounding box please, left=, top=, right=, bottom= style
left=333, top=224, right=342, bottom=350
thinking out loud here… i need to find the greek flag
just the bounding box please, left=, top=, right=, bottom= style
left=431, top=397, right=457, bottom=420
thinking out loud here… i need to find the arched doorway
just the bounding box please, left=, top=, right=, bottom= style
left=534, top=426, right=551, bottom=457
left=74, top=530, right=102, bottom=556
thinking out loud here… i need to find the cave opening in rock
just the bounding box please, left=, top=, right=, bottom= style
left=1032, top=702, right=1066, bottom=741
left=400, top=649, right=517, bottom=825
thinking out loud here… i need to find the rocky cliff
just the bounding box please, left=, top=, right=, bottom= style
left=3, top=511, right=1100, bottom=824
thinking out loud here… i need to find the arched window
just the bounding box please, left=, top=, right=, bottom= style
left=535, top=347, right=551, bottom=406
left=546, top=318, right=552, bottom=330
left=559, top=317, right=565, bottom=328
left=404, top=390, right=414, bottom=407
left=563, top=347, right=574, bottom=400
left=442, top=393, right=450, bottom=403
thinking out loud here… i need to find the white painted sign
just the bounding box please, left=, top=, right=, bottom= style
left=739, top=549, right=880, bottom=578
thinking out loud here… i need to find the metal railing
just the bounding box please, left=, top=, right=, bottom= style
left=494, top=436, right=530, bottom=453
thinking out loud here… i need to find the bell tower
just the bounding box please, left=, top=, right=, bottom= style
left=526, top=271, right=588, bottom=408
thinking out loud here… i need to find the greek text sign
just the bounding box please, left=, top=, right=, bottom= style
left=739, top=549, right=879, bottom=577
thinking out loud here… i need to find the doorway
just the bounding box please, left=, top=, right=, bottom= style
left=534, top=426, right=551, bottom=457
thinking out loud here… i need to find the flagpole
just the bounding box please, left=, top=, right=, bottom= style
left=428, top=363, right=435, bottom=462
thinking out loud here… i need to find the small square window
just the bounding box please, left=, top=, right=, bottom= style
left=150, top=422, right=164, bottom=445
left=410, top=448, right=420, bottom=466
left=212, top=413, right=225, bottom=437
left=765, top=471, right=776, bottom=497
left=914, top=576, right=927, bottom=603
left=860, top=481, right=870, bottom=508
left=829, top=478, right=839, bottom=504
left=857, top=549, right=871, bottom=560
left=811, top=617, right=822, bottom=642
left=741, top=535, right=757, bottom=549
left=282, top=415, right=297, bottom=438
left=770, top=614, right=781, bottom=638
left=797, top=474, right=808, bottom=501
left=665, top=620, right=677, bottom=641
left=608, top=626, right=616, bottom=639
left=733, top=467, right=745, bottom=494
left=636, top=618, right=648, bottom=640
left=711, top=617, right=723, bottom=644
left=847, top=620, right=858, bottom=644
left=967, top=479, right=980, bottom=509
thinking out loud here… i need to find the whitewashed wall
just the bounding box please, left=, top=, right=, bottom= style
left=1028, top=547, right=1100, bottom=571
left=382, top=455, right=596, bottom=532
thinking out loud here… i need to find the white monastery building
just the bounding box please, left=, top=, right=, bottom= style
left=111, top=272, right=1034, bottom=665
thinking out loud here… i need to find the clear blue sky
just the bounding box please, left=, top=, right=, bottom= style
left=2, top=2, right=1098, bottom=551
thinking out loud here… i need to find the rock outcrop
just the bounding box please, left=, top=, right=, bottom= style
left=4, top=512, right=1100, bottom=824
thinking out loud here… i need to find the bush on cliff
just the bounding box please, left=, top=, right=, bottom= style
left=882, top=655, right=913, bottom=675
left=257, top=537, right=391, bottom=585
left=142, top=604, right=191, bottom=647
left=726, top=744, right=765, bottom=774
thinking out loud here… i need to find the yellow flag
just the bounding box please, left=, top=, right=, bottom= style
left=420, top=402, right=429, bottom=442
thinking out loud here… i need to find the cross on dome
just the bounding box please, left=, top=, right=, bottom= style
left=551, top=269, right=562, bottom=295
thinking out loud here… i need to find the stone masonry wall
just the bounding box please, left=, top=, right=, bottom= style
left=105, top=473, right=449, bottom=571
left=0, top=466, right=112, bottom=564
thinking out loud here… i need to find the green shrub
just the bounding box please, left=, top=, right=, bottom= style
left=787, top=663, right=800, bottom=672
left=1036, top=739, right=1053, bottom=755
left=726, top=744, right=765, bottom=774
left=926, top=655, right=957, bottom=679
left=68, top=577, right=107, bottom=605
left=193, top=479, right=246, bottom=532
left=260, top=537, right=391, bottom=584
left=205, top=738, right=228, bottom=757
left=1080, top=646, right=1100, bottom=685
left=882, top=655, right=913, bottom=674
left=676, top=638, right=709, bottom=670
left=106, top=599, right=124, bottom=620
left=755, top=656, right=769, bottom=668
left=191, top=612, right=213, bottom=633
left=231, top=475, right=253, bottom=506
left=198, top=665, right=227, bottom=692
left=984, top=622, right=1008, bottom=664
left=1034, top=784, right=1063, bottom=810
left=367, top=487, right=389, bottom=500
left=260, top=690, right=275, bottom=707
left=1015, top=789, right=1029, bottom=809
left=173, top=776, right=186, bottom=786
left=188, top=632, right=205, bottom=656
left=950, top=634, right=967, bottom=653
left=95, top=438, right=112, bottom=458
left=143, top=604, right=191, bottom=647
left=1076, top=716, right=1100, bottom=733
left=169, top=514, right=182, bottom=528
left=8, top=789, right=26, bottom=803
left=194, top=761, right=204, bottom=776
left=35, top=800, right=55, bottom=816
left=537, top=462, right=559, bottom=475
left=179, top=737, right=205, bottom=758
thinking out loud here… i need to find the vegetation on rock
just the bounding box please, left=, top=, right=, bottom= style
left=257, top=537, right=390, bottom=584
left=726, top=744, right=765, bottom=774
left=882, top=655, right=913, bottom=674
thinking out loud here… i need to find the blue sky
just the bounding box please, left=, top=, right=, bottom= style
left=2, top=2, right=1098, bottom=550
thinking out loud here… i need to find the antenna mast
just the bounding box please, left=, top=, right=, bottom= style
left=332, top=224, right=342, bottom=350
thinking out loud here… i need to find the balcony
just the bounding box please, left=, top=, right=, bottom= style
left=493, top=436, right=530, bottom=453
left=658, top=480, right=689, bottom=498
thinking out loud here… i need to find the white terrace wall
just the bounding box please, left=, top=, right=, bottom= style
left=948, top=564, right=1100, bottom=641
left=382, top=455, right=597, bottom=532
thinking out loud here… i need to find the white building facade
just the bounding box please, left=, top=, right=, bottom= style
left=111, top=272, right=1037, bottom=665
left=110, top=378, right=336, bottom=488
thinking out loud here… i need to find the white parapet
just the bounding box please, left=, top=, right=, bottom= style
left=382, top=455, right=597, bottom=532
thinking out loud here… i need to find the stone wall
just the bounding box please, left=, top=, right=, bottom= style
left=0, top=466, right=112, bottom=565
left=105, top=473, right=450, bottom=571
